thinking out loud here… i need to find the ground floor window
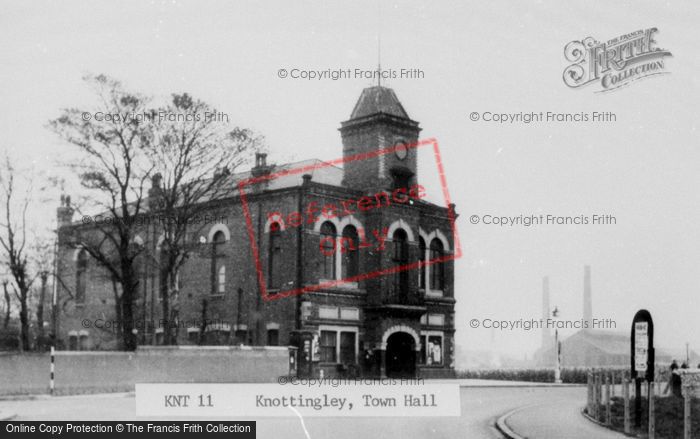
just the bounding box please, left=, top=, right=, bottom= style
left=187, top=329, right=200, bottom=344
left=339, top=332, right=356, bottom=364
left=234, top=329, right=248, bottom=345
left=267, top=329, right=279, bottom=346
left=419, top=332, right=443, bottom=365
left=319, top=326, right=358, bottom=364
left=320, top=330, right=337, bottom=362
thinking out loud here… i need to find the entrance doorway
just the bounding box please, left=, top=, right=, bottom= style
left=385, top=332, right=416, bottom=378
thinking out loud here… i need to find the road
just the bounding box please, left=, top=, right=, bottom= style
left=0, top=385, right=610, bottom=439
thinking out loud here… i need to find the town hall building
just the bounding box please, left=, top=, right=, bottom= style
left=55, top=85, right=457, bottom=378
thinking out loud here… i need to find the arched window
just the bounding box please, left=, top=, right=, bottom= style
left=76, top=250, right=88, bottom=304
left=392, top=229, right=409, bottom=299
left=341, top=225, right=359, bottom=279
left=211, top=231, right=226, bottom=295
left=320, top=222, right=336, bottom=280
left=429, top=238, right=445, bottom=291
left=418, top=237, right=426, bottom=290
left=268, top=222, right=282, bottom=288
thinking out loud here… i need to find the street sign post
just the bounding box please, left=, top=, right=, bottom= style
left=631, top=309, right=654, bottom=429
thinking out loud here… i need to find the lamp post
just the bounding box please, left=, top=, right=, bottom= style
left=553, top=306, right=562, bottom=383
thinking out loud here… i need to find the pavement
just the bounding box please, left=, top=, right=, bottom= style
left=499, top=395, right=628, bottom=439
left=0, top=382, right=626, bottom=439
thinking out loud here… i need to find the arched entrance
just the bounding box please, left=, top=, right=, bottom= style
left=385, top=332, right=416, bottom=378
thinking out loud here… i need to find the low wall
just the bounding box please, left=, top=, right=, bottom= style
left=0, top=346, right=291, bottom=396
left=135, top=346, right=290, bottom=384
left=0, top=351, right=135, bottom=396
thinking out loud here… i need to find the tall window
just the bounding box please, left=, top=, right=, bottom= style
left=320, top=330, right=337, bottom=362
left=429, top=238, right=445, bottom=291
left=268, top=223, right=282, bottom=289
left=211, top=231, right=226, bottom=295
left=418, top=237, right=426, bottom=290
left=320, top=222, right=336, bottom=280
left=419, top=333, right=444, bottom=365
left=341, top=225, right=359, bottom=279
left=392, top=229, right=409, bottom=298
left=76, top=250, right=88, bottom=304
left=339, top=332, right=356, bottom=364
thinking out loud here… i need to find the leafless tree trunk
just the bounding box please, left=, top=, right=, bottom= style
left=49, top=74, right=153, bottom=351
left=2, top=280, right=9, bottom=330
left=0, top=156, right=35, bottom=351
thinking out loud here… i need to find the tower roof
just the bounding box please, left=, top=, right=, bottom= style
left=349, top=85, right=410, bottom=119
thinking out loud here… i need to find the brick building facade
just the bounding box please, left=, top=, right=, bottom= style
left=55, top=86, right=457, bottom=378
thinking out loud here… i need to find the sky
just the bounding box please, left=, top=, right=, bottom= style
left=1, top=0, right=699, bottom=363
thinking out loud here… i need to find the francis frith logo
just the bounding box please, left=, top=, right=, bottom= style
left=563, top=28, right=672, bottom=92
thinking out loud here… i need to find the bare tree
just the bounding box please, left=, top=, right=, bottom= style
left=0, top=156, right=34, bottom=351
left=144, top=93, right=264, bottom=344
left=2, top=279, right=10, bottom=330
left=49, top=74, right=154, bottom=351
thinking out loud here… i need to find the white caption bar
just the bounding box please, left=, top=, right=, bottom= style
left=136, top=383, right=461, bottom=417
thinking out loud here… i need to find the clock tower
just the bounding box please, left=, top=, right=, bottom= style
left=340, top=86, right=421, bottom=192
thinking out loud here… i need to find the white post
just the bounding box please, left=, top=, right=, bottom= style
left=49, top=346, right=55, bottom=395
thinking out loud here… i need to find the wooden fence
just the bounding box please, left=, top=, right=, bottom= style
left=586, top=368, right=700, bottom=439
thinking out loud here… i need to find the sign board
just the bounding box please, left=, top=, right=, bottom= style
left=630, top=309, right=654, bottom=381
left=634, top=322, right=648, bottom=372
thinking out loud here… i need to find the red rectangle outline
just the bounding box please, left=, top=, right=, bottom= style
left=238, top=138, right=462, bottom=301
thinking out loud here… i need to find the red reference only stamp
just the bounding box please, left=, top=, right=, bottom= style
left=239, top=138, right=461, bottom=301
